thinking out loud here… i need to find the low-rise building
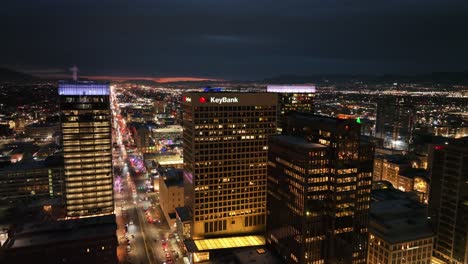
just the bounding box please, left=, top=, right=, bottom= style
left=175, top=206, right=192, bottom=240
left=159, top=168, right=184, bottom=230
left=373, top=154, right=412, bottom=183
left=154, top=100, right=166, bottom=114
left=145, top=152, right=183, bottom=169
left=0, top=156, right=64, bottom=201
left=368, top=189, right=434, bottom=264
left=0, top=215, right=117, bottom=264
left=24, top=122, right=60, bottom=142
left=397, top=168, right=430, bottom=204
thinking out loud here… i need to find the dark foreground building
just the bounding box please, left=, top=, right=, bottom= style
left=428, top=138, right=468, bottom=264
left=0, top=156, right=64, bottom=201
left=267, top=113, right=374, bottom=264
left=0, top=214, right=117, bottom=264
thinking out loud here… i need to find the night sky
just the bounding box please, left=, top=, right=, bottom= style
left=1, top=0, right=467, bottom=79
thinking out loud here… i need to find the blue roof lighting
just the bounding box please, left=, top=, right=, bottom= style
left=203, top=87, right=224, bottom=92
left=58, top=82, right=110, bottom=96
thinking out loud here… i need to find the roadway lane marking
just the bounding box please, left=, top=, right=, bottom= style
left=135, top=205, right=154, bottom=264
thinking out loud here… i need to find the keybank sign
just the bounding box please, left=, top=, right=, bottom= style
left=208, top=97, right=239, bottom=104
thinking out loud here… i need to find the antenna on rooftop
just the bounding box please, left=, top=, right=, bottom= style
left=70, top=65, right=79, bottom=81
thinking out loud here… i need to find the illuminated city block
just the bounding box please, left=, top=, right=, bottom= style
left=59, top=81, right=114, bottom=218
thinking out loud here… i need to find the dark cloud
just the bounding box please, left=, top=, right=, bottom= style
left=1, top=0, right=467, bottom=79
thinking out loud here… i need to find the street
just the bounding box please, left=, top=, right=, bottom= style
left=112, top=85, right=186, bottom=264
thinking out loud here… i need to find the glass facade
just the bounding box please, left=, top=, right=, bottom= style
left=182, top=92, right=277, bottom=240
left=267, top=85, right=315, bottom=133
left=0, top=165, right=63, bottom=200
left=59, top=81, right=114, bottom=218
left=375, top=97, right=415, bottom=150
left=428, top=139, right=468, bottom=264
left=267, top=114, right=374, bottom=264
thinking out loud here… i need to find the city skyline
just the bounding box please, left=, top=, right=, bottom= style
left=1, top=1, right=467, bottom=264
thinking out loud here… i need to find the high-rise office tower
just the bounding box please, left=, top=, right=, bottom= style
left=375, top=97, right=415, bottom=150
left=428, top=138, right=468, bottom=264
left=182, top=92, right=277, bottom=259
left=267, top=85, right=315, bottom=133
left=59, top=81, right=114, bottom=218
left=267, top=113, right=373, bottom=264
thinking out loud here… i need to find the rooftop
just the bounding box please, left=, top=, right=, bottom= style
left=161, top=168, right=184, bottom=187
left=58, top=81, right=110, bottom=96
left=153, top=125, right=183, bottom=133
left=270, top=135, right=325, bottom=149
left=233, top=247, right=284, bottom=264
left=266, top=84, right=316, bottom=93
left=0, top=157, right=62, bottom=173
left=399, top=168, right=429, bottom=179
left=175, top=206, right=192, bottom=222
left=25, top=122, right=60, bottom=128
left=3, top=214, right=116, bottom=249
left=370, top=194, right=433, bottom=244
left=376, top=154, right=410, bottom=165
left=0, top=160, right=45, bottom=173
left=371, top=187, right=420, bottom=202
left=184, top=235, right=265, bottom=252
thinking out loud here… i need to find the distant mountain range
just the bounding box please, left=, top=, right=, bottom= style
left=1, top=67, right=468, bottom=85
left=262, top=72, right=468, bottom=85
left=0, top=67, right=36, bottom=81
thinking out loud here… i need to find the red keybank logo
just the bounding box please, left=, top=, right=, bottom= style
left=199, top=97, right=207, bottom=103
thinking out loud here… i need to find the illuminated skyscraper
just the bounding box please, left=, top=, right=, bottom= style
left=428, top=138, right=468, bottom=264
left=267, top=85, right=315, bottom=133
left=375, top=97, right=415, bottom=150
left=59, top=81, right=114, bottom=218
left=182, top=92, right=277, bottom=260
left=267, top=113, right=373, bottom=264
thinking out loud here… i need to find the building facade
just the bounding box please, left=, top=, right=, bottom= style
left=372, top=155, right=411, bottom=183
left=397, top=168, right=430, bottom=204
left=0, top=158, right=63, bottom=200
left=24, top=122, right=60, bottom=142
left=159, top=168, right=185, bottom=229
left=154, top=100, right=166, bottom=114
left=182, top=92, right=277, bottom=241
left=428, top=139, right=468, bottom=264
left=266, top=85, right=315, bottom=133
left=267, top=113, right=374, bottom=264
left=59, top=81, right=114, bottom=218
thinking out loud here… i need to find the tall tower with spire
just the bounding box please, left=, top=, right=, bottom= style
left=58, top=75, right=114, bottom=218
